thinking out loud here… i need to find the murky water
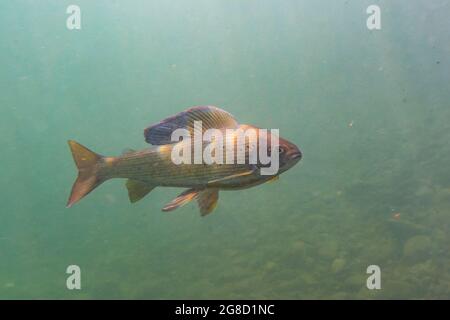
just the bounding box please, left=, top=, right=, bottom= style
left=0, top=0, right=449, bottom=299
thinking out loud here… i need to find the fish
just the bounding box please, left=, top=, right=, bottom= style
left=66, top=106, right=302, bottom=216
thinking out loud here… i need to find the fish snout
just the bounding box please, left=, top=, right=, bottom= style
left=291, top=149, right=302, bottom=161
left=288, top=145, right=302, bottom=162
left=281, top=145, right=302, bottom=172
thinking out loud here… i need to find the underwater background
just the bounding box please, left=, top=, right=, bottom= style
left=0, top=0, right=449, bottom=299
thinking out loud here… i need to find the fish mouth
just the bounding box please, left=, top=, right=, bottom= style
left=291, top=152, right=302, bottom=160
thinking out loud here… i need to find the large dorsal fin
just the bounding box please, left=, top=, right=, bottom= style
left=144, top=106, right=239, bottom=145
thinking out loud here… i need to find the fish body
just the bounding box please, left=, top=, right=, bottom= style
left=67, top=106, right=302, bottom=216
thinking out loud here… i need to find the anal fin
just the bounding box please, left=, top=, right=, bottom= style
left=126, top=179, right=155, bottom=203
left=197, top=189, right=219, bottom=216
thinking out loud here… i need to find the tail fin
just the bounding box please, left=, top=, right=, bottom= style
left=66, top=140, right=106, bottom=208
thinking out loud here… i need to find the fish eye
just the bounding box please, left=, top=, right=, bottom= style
left=278, top=146, right=285, bottom=154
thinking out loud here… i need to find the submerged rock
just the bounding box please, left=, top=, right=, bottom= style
left=4, top=282, right=15, bottom=288
left=290, top=240, right=306, bottom=253
left=331, top=258, right=346, bottom=274
left=435, top=188, right=450, bottom=203
left=318, top=242, right=339, bottom=259
left=263, top=261, right=277, bottom=272
left=403, top=235, right=432, bottom=261
left=387, top=218, right=428, bottom=240
left=345, top=274, right=366, bottom=289
left=329, top=291, right=348, bottom=299
left=368, top=237, right=397, bottom=261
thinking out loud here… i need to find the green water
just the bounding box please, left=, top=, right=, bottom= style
left=1, top=0, right=449, bottom=299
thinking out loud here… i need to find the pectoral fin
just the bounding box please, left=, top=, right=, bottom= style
left=162, top=188, right=200, bottom=212
left=207, top=166, right=257, bottom=185
left=197, top=189, right=219, bottom=216
left=266, top=175, right=279, bottom=183
left=162, top=188, right=220, bottom=215
left=126, top=179, right=155, bottom=203
left=122, top=148, right=136, bottom=155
